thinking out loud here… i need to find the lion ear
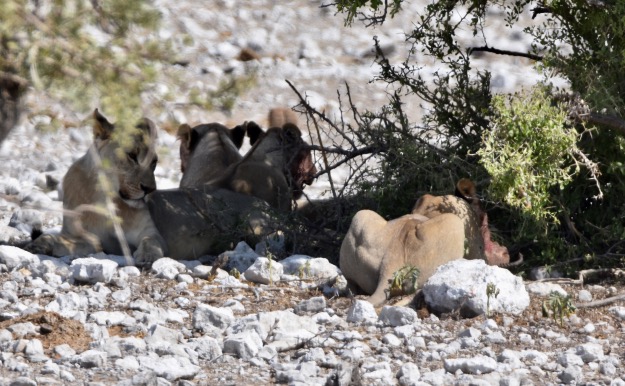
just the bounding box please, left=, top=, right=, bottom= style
left=245, top=121, right=264, bottom=146
left=136, top=117, right=157, bottom=139
left=230, top=123, right=246, bottom=149
left=177, top=124, right=192, bottom=147
left=455, top=178, right=477, bottom=202
left=92, top=109, right=115, bottom=140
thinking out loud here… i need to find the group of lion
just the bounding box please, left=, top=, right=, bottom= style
left=24, top=107, right=514, bottom=305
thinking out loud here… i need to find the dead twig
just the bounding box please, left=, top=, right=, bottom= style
left=576, top=292, right=625, bottom=309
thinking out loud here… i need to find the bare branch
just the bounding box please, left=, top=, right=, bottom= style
left=469, top=46, right=543, bottom=61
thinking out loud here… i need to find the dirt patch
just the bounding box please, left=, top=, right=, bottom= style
left=0, top=311, right=91, bottom=354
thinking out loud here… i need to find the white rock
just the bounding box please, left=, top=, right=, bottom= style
left=346, top=300, right=378, bottom=324
left=443, top=355, right=498, bottom=374
left=117, top=336, right=147, bottom=355
left=379, top=306, right=418, bottom=327
left=243, top=257, right=283, bottom=285
left=361, top=361, right=393, bottom=381
left=497, top=349, right=523, bottom=369
left=423, top=260, right=530, bottom=316
left=526, top=281, right=568, bottom=297
left=223, top=330, right=264, bottom=360
left=558, top=365, right=583, bottom=384
left=280, top=255, right=341, bottom=281
left=89, top=311, right=128, bottom=326
left=24, top=339, right=44, bottom=357
left=609, top=306, right=625, bottom=321
left=54, top=344, right=76, bottom=359
left=119, top=266, right=141, bottom=277
left=557, top=351, right=584, bottom=367
left=71, top=257, right=118, bottom=283
left=112, top=288, right=132, bottom=303
left=576, top=343, right=605, bottom=363
left=137, top=355, right=201, bottom=381
left=0, top=246, right=40, bottom=271
left=72, top=349, right=107, bottom=368
left=294, top=296, right=326, bottom=315
left=221, top=241, right=259, bottom=273
left=397, top=362, right=421, bottom=385
left=145, top=324, right=182, bottom=348
left=192, top=304, right=235, bottom=333
left=188, top=336, right=222, bottom=361
left=578, top=289, right=592, bottom=302
left=382, top=333, right=402, bottom=347
left=44, top=292, right=88, bottom=320
left=151, top=257, right=187, bottom=280
left=115, top=356, right=140, bottom=371
left=8, top=323, right=38, bottom=338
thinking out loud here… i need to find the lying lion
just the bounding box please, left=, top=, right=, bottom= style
left=26, top=109, right=167, bottom=266
left=147, top=187, right=281, bottom=260
left=177, top=121, right=262, bottom=187
left=339, top=179, right=511, bottom=305
left=203, top=108, right=317, bottom=211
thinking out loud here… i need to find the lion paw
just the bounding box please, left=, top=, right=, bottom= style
left=134, top=238, right=165, bottom=268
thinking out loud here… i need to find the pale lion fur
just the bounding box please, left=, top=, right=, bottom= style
left=26, top=109, right=167, bottom=266
left=340, top=211, right=465, bottom=306
left=340, top=180, right=510, bottom=305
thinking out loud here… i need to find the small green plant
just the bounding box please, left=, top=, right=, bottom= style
left=387, top=265, right=420, bottom=298
left=229, top=267, right=240, bottom=279
left=542, top=291, right=577, bottom=327
left=478, top=86, right=579, bottom=224
left=266, top=252, right=275, bottom=286
left=486, top=282, right=500, bottom=317
left=298, top=260, right=312, bottom=280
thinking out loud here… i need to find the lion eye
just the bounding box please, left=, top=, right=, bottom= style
left=127, top=152, right=139, bottom=163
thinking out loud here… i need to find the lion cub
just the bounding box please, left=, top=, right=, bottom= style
left=26, top=109, right=167, bottom=266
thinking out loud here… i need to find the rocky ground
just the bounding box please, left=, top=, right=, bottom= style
left=1, top=1, right=625, bottom=385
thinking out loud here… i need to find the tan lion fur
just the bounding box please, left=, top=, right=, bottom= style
left=340, top=179, right=510, bottom=305
left=340, top=210, right=465, bottom=306
left=26, top=109, right=167, bottom=266
left=412, top=179, right=510, bottom=265
left=268, top=107, right=299, bottom=128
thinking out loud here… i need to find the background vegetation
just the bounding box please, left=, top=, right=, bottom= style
left=0, top=0, right=173, bottom=138
left=325, top=0, right=625, bottom=270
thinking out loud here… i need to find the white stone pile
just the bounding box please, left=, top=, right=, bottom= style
left=0, top=245, right=624, bottom=385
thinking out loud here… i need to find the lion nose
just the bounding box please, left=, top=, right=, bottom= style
left=141, top=183, right=156, bottom=194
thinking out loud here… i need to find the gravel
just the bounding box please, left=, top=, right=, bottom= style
left=1, top=1, right=625, bottom=385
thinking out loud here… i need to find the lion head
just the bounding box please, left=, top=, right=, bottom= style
left=230, top=121, right=317, bottom=209
left=177, top=122, right=245, bottom=188
left=92, top=109, right=159, bottom=207
left=26, top=109, right=167, bottom=263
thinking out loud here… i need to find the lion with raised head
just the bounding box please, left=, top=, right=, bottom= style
left=26, top=109, right=167, bottom=266
left=339, top=179, right=511, bottom=305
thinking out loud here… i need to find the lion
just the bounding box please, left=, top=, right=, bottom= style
left=147, top=186, right=280, bottom=260
left=178, top=122, right=246, bottom=187
left=411, top=178, right=511, bottom=265
left=205, top=108, right=317, bottom=211
left=26, top=109, right=167, bottom=266
left=339, top=179, right=511, bottom=305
